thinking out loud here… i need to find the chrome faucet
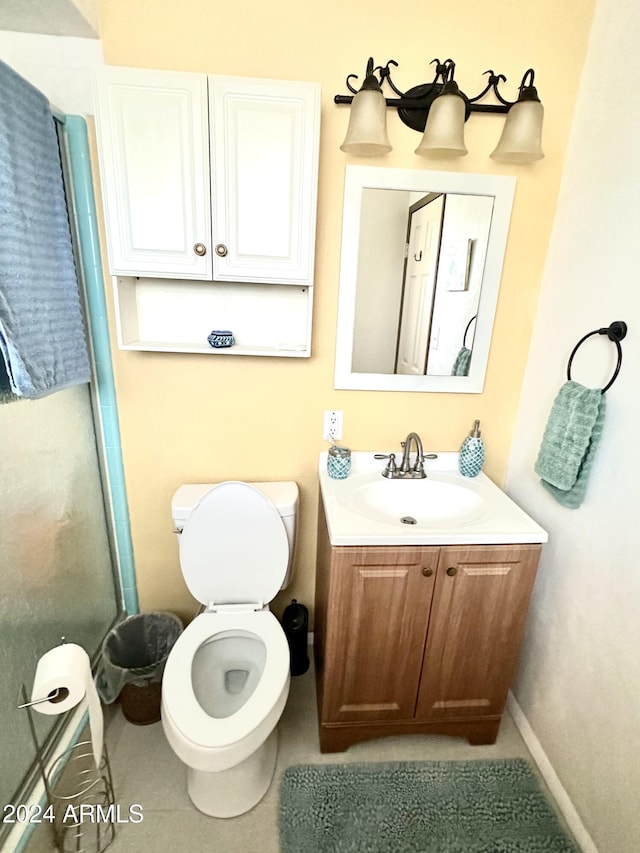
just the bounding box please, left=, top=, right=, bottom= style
left=375, top=432, right=436, bottom=479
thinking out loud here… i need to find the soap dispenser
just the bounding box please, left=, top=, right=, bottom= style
left=459, top=419, right=485, bottom=477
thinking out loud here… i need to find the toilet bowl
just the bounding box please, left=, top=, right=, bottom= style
left=161, top=480, right=298, bottom=817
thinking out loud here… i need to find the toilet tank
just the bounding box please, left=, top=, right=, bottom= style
left=172, top=481, right=298, bottom=589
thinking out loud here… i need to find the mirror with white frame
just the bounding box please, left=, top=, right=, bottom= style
left=334, top=166, right=516, bottom=392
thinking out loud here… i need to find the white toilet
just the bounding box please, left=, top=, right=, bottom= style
left=161, top=480, right=298, bottom=818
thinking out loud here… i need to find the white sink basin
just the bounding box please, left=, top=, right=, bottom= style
left=346, top=475, right=486, bottom=527
left=319, top=451, right=548, bottom=546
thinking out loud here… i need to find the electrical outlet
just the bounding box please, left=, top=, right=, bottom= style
left=323, top=410, right=343, bottom=441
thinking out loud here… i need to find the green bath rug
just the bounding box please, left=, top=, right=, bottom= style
left=279, top=759, right=579, bottom=853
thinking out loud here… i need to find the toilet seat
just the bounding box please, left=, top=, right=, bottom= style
left=179, top=481, right=289, bottom=607
left=162, top=610, right=289, bottom=750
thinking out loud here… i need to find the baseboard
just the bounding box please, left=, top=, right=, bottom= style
left=507, top=692, right=599, bottom=853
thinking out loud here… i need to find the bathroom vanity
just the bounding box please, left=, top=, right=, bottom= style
left=314, top=452, right=547, bottom=752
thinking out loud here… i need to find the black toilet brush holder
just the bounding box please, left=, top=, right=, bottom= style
left=282, top=599, right=310, bottom=676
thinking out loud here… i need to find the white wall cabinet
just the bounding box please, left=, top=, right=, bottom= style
left=208, top=76, right=319, bottom=284
left=93, top=66, right=320, bottom=356
left=94, top=68, right=213, bottom=280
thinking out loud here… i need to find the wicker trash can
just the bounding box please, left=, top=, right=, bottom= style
left=98, top=612, right=183, bottom=725
left=119, top=681, right=164, bottom=725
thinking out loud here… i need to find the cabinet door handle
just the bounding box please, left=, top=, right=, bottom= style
left=421, top=567, right=433, bottom=577
left=193, top=242, right=207, bottom=256
left=446, top=566, right=457, bottom=577
left=215, top=243, right=228, bottom=257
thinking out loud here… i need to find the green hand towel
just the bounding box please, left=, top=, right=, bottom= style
left=451, top=346, right=472, bottom=376
left=534, top=380, right=606, bottom=508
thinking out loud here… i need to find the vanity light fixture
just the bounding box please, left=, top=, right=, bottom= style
left=336, top=58, right=544, bottom=163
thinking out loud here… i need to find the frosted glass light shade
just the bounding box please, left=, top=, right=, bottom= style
left=340, top=88, right=392, bottom=156
left=490, top=99, right=544, bottom=163
left=415, top=93, right=468, bottom=159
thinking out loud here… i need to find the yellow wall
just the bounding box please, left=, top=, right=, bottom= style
left=96, top=0, right=595, bottom=625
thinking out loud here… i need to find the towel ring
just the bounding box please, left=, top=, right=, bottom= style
left=566, top=321, right=627, bottom=394
left=463, top=315, right=477, bottom=348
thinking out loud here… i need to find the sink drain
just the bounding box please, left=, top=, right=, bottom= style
left=401, top=516, right=417, bottom=525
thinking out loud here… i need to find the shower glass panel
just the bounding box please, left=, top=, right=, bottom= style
left=0, top=383, right=120, bottom=811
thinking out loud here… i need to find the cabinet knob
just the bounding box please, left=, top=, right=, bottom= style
left=215, top=243, right=228, bottom=257
left=421, top=567, right=433, bottom=577
left=446, top=566, right=458, bottom=577
left=193, top=242, right=207, bottom=257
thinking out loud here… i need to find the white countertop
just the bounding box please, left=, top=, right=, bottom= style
left=319, top=451, right=548, bottom=547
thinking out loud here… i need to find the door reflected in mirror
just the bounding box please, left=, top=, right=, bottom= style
left=353, top=188, right=493, bottom=378
left=335, top=167, right=516, bottom=393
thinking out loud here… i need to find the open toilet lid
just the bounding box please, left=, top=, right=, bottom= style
left=179, top=481, right=289, bottom=606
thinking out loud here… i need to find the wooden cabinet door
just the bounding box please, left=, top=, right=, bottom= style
left=415, top=544, right=541, bottom=720
left=94, top=67, right=212, bottom=279
left=208, top=77, right=320, bottom=285
left=321, top=546, right=439, bottom=723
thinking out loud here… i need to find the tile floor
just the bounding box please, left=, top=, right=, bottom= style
left=27, top=660, right=556, bottom=852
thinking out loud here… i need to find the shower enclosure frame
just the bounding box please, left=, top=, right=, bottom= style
left=2, top=113, right=136, bottom=853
